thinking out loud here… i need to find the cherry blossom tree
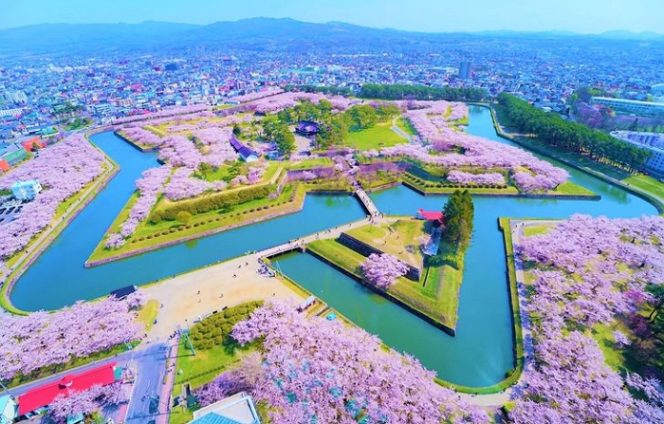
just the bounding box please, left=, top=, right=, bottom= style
left=48, top=382, right=126, bottom=422
left=0, top=134, right=105, bottom=260
left=447, top=170, right=506, bottom=186
left=361, top=253, right=409, bottom=289
left=231, top=301, right=488, bottom=423
left=106, top=165, right=172, bottom=248
left=112, top=104, right=210, bottom=125
left=0, top=294, right=143, bottom=380
left=510, top=214, right=664, bottom=422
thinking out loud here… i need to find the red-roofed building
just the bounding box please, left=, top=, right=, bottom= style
left=18, top=362, right=118, bottom=416
left=417, top=209, right=445, bottom=225
left=0, top=160, right=9, bottom=172
left=21, top=136, right=45, bottom=152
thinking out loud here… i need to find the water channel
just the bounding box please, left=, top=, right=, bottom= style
left=10, top=106, right=658, bottom=388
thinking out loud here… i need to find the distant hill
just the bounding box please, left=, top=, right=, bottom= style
left=0, top=18, right=661, bottom=56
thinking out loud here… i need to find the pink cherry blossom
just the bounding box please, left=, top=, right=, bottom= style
left=231, top=301, right=488, bottom=423
left=0, top=294, right=143, bottom=380
left=361, top=253, right=409, bottom=289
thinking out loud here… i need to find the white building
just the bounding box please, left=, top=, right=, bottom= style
left=591, top=96, right=664, bottom=117
left=612, top=131, right=664, bottom=176
left=12, top=180, right=42, bottom=201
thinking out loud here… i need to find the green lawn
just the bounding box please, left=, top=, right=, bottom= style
left=551, top=181, right=596, bottom=196
left=287, top=157, right=333, bottom=170
left=346, top=218, right=427, bottom=268
left=622, top=174, right=664, bottom=201
left=136, top=299, right=160, bottom=332
left=396, top=116, right=417, bottom=136
left=523, top=224, right=552, bottom=237
left=591, top=323, right=628, bottom=371
left=344, top=122, right=408, bottom=150
left=169, top=340, right=248, bottom=424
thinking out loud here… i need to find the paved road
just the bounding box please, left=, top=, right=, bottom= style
left=125, top=342, right=170, bottom=423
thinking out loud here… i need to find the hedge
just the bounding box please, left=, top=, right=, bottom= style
left=151, top=184, right=275, bottom=222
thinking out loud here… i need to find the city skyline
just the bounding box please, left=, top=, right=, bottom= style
left=1, top=0, right=663, bottom=34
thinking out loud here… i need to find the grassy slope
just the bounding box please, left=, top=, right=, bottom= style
left=136, top=299, right=160, bottom=332
left=344, top=121, right=408, bottom=150
left=307, top=220, right=464, bottom=329
left=622, top=174, right=664, bottom=201
left=169, top=339, right=248, bottom=424
left=552, top=181, right=596, bottom=196
left=88, top=184, right=303, bottom=263
left=396, top=116, right=417, bottom=136
left=288, top=157, right=333, bottom=170
left=346, top=219, right=426, bottom=268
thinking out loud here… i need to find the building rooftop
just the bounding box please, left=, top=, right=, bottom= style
left=190, top=392, right=260, bottom=424
left=18, top=362, right=118, bottom=416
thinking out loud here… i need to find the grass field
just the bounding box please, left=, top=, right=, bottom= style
left=288, top=157, right=333, bottom=170
left=622, top=174, right=664, bottom=201
left=395, top=116, right=417, bottom=136
left=169, top=339, right=248, bottom=424
left=136, top=299, right=160, bottom=332
left=522, top=224, right=552, bottom=237
left=346, top=219, right=427, bottom=268
left=551, top=181, right=597, bottom=196
left=344, top=122, right=408, bottom=150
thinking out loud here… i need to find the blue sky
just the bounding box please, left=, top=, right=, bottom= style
left=1, top=0, right=662, bottom=33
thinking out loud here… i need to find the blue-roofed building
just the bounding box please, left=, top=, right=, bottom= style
left=229, top=136, right=258, bottom=162
left=188, top=392, right=260, bottom=424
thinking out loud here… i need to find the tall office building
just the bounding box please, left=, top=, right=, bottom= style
left=458, top=62, right=472, bottom=79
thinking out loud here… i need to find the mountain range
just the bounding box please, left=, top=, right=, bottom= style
left=0, top=17, right=661, bottom=56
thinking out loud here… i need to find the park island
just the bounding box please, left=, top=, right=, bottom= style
left=1, top=86, right=663, bottom=424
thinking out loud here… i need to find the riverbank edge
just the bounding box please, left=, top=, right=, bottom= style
left=114, top=130, right=158, bottom=152
left=85, top=190, right=309, bottom=268
left=1, top=128, right=120, bottom=315
left=84, top=186, right=357, bottom=268
left=485, top=104, right=664, bottom=214
left=304, top=242, right=457, bottom=336
left=402, top=179, right=600, bottom=200
left=270, top=237, right=521, bottom=395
